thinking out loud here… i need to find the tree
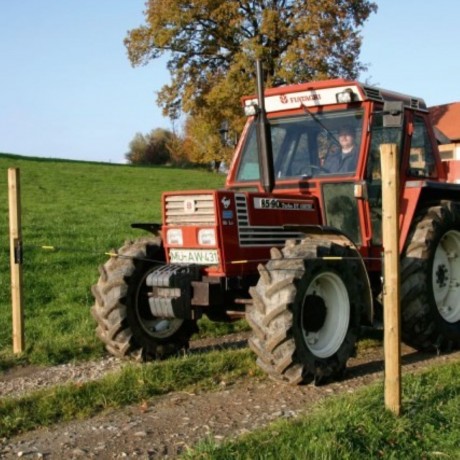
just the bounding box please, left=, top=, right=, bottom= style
left=183, top=114, right=233, bottom=166
left=125, top=128, right=178, bottom=165
left=125, top=0, right=377, bottom=164
left=126, top=132, right=148, bottom=164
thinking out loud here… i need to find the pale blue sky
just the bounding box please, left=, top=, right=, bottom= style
left=1, top=1, right=459, bottom=163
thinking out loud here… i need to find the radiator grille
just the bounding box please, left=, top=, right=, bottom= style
left=165, top=194, right=215, bottom=225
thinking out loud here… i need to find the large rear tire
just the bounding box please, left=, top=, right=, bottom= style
left=91, top=238, right=197, bottom=359
left=401, top=201, right=460, bottom=351
left=247, top=238, right=365, bottom=385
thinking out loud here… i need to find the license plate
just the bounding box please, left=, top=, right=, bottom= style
left=169, top=249, right=219, bottom=265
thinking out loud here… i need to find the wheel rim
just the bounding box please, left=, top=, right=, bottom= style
left=135, top=269, right=184, bottom=339
left=433, top=230, right=460, bottom=323
left=301, top=271, right=350, bottom=358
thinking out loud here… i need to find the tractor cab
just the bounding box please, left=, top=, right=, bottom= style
left=225, top=78, right=439, bottom=261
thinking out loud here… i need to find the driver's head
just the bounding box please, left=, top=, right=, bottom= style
left=338, top=125, right=355, bottom=153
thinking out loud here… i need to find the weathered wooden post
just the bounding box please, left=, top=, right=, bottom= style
left=8, top=167, right=25, bottom=354
left=380, top=143, right=401, bottom=415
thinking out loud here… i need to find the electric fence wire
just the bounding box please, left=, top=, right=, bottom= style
left=21, top=242, right=383, bottom=268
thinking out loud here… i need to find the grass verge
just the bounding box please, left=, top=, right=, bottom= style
left=185, top=360, right=460, bottom=459
left=0, top=348, right=261, bottom=438
left=0, top=155, right=226, bottom=367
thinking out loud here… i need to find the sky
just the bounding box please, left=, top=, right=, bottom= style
left=1, top=0, right=459, bottom=164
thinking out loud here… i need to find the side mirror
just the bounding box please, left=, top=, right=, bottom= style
left=383, top=101, right=404, bottom=128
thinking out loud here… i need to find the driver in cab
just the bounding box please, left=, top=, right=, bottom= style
left=323, top=125, right=358, bottom=173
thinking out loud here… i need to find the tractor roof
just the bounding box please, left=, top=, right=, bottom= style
left=243, top=79, right=427, bottom=113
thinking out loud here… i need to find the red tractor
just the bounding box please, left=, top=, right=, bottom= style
left=92, top=62, right=460, bottom=384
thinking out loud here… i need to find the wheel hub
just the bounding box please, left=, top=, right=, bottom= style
left=302, top=271, right=350, bottom=358
left=435, top=264, right=449, bottom=288
left=433, top=230, right=460, bottom=323
left=302, top=295, right=327, bottom=332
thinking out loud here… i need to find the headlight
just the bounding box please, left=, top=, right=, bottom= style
left=166, top=228, right=183, bottom=245
left=198, top=228, right=216, bottom=245
left=244, top=103, right=259, bottom=116
left=336, top=88, right=357, bottom=104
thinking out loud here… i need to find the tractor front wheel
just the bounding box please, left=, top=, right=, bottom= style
left=247, top=238, right=365, bottom=385
left=91, top=238, right=197, bottom=360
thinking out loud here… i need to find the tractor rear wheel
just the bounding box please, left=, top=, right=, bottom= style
left=247, top=238, right=365, bottom=385
left=91, top=238, right=197, bottom=360
left=401, top=201, right=460, bottom=351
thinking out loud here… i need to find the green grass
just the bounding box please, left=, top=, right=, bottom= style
left=0, top=348, right=261, bottom=438
left=0, top=153, right=225, bottom=366
left=185, top=360, right=460, bottom=459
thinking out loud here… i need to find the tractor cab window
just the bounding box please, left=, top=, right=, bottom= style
left=408, top=116, right=437, bottom=178
left=323, top=182, right=361, bottom=244
left=235, top=110, right=364, bottom=182
left=366, top=112, right=404, bottom=245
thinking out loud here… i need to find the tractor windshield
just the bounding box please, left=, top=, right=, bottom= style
left=236, top=109, right=364, bottom=181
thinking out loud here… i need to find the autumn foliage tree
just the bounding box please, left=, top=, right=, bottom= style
left=125, top=0, right=377, bottom=165
left=125, top=128, right=181, bottom=165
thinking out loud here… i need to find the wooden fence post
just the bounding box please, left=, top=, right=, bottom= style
left=8, top=168, right=25, bottom=354
left=380, top=143, right=401, bottom=415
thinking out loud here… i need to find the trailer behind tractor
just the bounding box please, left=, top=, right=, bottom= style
left=92, top=62, right=460, bottom=384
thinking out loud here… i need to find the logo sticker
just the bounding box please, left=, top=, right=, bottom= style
left=221, top=197, right=231, bottom=209
left=184, top=199, right=196, bottom=213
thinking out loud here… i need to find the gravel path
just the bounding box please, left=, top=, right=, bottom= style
left=0, top=357, right=125, bottom=400
left=0, top=333, right=250, bottom=400
left=1, top=336, right=459, bottom=459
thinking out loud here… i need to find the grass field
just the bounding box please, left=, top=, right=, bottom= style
left=0, top=153, right=225, bottom=366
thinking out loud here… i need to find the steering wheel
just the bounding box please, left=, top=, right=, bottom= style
left=299, top=164, right=329, bottom=176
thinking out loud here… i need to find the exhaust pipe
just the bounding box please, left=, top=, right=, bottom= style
left=255, top=60, right=275, bottom=194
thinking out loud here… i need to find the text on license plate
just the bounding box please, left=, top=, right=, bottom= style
left=169, top=249, right=219, bottom=265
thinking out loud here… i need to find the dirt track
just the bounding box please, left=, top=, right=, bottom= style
left=1, top=335, right=459, bottom=459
